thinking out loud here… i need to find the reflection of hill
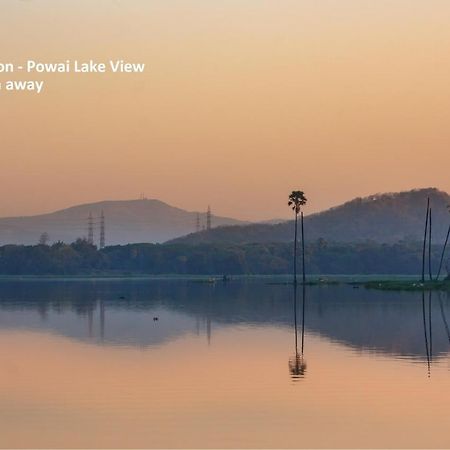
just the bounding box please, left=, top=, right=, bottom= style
left=0, top=280, right=448, bottom=360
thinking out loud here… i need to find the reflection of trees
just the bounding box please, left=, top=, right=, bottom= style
left=2, top=280, right=450, bottom=358
left=289, top=284, right=307, bottom=380
left=289, top=351, right=306, bottom=380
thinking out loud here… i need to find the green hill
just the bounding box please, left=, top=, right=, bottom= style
left=170, top=188, right=450, bottom=245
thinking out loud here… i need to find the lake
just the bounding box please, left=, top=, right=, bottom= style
left=0, top=279, right=449, bottom=448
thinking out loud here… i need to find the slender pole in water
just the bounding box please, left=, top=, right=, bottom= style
left=428, top=208, right=433, bottom=281
left=421, top=292, right=431, bottom=377
left=301, top=211, right=306, bottom=285
left=422, top=198, right=430, bottom=283
left=436, top=224, right=450, bottom=281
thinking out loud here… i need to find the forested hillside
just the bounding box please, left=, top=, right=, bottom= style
left=170, top=188, right=450, bottom=245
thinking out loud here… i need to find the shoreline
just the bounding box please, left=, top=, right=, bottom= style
left=0, top=274, right=448, bottom=291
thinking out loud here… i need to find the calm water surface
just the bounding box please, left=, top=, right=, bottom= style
left=0, top=280, right=449, bottom=448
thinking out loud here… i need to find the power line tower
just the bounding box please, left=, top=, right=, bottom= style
left=206, top=205, right=212, bottom=231
left=196, top=212, right=201, bottom=233
left=99, top=210, right=106, bottom=249
left=87, top=212, right=94, bottom=245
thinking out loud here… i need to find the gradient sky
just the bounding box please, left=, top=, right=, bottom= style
left=1, top=0, right=450, bottom=220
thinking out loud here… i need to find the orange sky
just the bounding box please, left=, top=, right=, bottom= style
left=1, top=0, right=450, bottom=221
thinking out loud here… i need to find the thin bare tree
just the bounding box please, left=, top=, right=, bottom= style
left=436, top=205, right=450, bottom=281
left=422, top=198, right=430, bottom=283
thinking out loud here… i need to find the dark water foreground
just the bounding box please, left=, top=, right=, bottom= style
left=0, top=280, right=449, bottom=448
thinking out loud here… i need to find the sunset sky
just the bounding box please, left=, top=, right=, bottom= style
left=1, top=0, right=450, bottom=221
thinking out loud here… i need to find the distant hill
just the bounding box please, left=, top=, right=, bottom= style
left=0, top=199, right=246, bottom=245
left=170, top=188, right=450, bottom=245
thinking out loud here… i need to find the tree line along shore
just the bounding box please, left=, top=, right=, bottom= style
left=0, top=238, right=448, bottom=279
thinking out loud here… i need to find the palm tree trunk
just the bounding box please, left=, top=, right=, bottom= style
left=422, top=198, right=430, bottom=283
left=429, top=207, right=433, bottom=281
left=301, top=281, right=306, bottom=354
left=294, top=212, right=298, bottom=285
left=293, top=283, right=298, bottom=355
left=436, top=224, right=450, bottom=281
left=301, top=211, right=306, bottom=284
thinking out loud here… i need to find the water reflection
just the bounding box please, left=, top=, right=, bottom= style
left=0, top=280, right=449, bottom=363
left=438, top=293, right=450, bottom=344
left=289, top=284, right=307, bottom=380
left=0, top=280, right=450, bottom=448
left=419, top=291, right=450, bottom=377
left=421, top=291, right=432, bottom=376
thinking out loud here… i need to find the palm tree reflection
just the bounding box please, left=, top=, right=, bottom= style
left=100, top=298, right=105, bottom=342
left=289, top=283, right=307, bottom=380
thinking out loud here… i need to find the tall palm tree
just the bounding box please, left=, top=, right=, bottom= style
left=288, top=190, right=307, bottom=285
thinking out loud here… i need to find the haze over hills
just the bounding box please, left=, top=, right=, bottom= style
left=170, top=188, right=450, bottom=245
left=1, top=188, right=449, bottom=247
left=0, top=199, right=246, bottom=246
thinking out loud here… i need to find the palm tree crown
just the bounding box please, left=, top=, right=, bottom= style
left=288, top=191, right=307, bottom=214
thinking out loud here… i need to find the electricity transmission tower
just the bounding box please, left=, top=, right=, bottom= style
left=87, top=213, right=94, bottom=245
left=99, top=211, right=105, bottom=249
left=206, top=205, right=212, bottom=231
